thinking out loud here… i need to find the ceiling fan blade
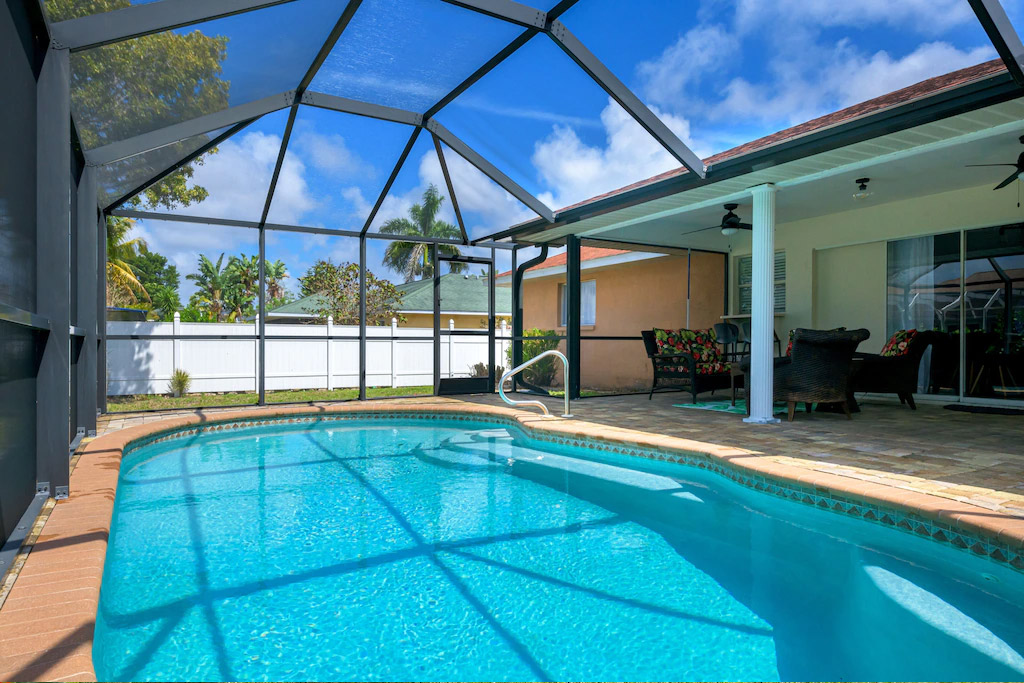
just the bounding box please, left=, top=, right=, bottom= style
left=993, top=170, right=1020, bottom=190
left=966, top=163, right=1018, bottom=167
left=690, top=225, right=723, bottom=233
left=738, top=223, right=753, bottom=230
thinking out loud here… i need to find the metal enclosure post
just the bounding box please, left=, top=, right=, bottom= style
left=97, top=211, right=107, bottom=414
left=75, top=168, right=98, bottom=435
left=432, top=244, right=441, bottom=395
left=510, top=246, right=519, bottom=390
left=36, top=45, right=72, bottom=498
left=359, top=235, right=367, bottom=400
left=258, top=224, right=266, bottom=405
left=488, top=247, right=496, bottom=393
left=566, top=235, right=581, bottom=400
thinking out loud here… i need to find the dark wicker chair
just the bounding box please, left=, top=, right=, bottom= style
left=642, top=329, right=732, bottom=403
left=743, top=327, right=870, bottom=421
left=850, top=330, right=941, bottom=409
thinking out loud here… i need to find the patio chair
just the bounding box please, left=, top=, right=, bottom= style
left=642, top=329, right=733, bottom=402
left=713, top=322, right=742, bottom=361
left=850, top=329, right=941, bottom=409
left=742, top=327, right=870, bottom=421
left=740, top=319, right=782, bottom=357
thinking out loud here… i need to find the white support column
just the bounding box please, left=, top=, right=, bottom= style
left=326, top=315, right=334, bottom=391
left=744, top=184, right=780, bottom=425
left=391, top=317, right=399, bottom=388
left=172, top=311, right=181, bottom=374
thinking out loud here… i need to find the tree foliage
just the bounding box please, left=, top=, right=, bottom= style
left=380, top=185, right=466, bottom=282
left=49, top=0, right=232, bottom=306
left=299, top=260, right=404, bottom=325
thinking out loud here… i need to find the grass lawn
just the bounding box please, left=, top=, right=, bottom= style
left=106, top=386, right=433, bottom=413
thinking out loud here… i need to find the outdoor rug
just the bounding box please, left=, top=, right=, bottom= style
left=673, top=399, right=788, bottom=416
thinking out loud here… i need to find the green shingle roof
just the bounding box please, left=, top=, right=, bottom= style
left=267, top=273, right=510, bottom=318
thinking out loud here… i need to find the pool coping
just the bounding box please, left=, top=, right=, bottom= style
left=2, top=399, right=1024, bottom=682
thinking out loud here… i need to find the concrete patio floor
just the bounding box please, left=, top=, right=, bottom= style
left=95, top=391, right=1024, bottom=519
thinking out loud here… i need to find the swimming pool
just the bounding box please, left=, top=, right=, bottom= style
left=94, top=416, right=1024, bottom=682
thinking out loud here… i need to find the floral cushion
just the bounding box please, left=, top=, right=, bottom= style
left=653, top=328, right=729, bottom=375
left=880, top=329, right=918, bottom=357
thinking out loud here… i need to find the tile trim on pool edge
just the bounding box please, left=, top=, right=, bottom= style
left=2, top=400, right=1024, bottom=682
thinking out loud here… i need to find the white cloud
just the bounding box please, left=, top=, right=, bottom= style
left=530, top=99, right=697, bottom=210
left=292, top=130, right=376, bottom=180
left=170, top=131, right=316, bottom=225
left=734, top=0, right=975, bottom=37
left=636, top=0, right=996, bottom=146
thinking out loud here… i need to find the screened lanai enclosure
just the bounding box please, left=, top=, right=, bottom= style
left=4, top=0, right=1024, bottom=554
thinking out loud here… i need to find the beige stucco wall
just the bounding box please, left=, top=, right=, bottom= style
left=728, top=182, right=1021, bottom=353
left=520, top=252, right=726, bottom=391
left=813, top=242, right=888, bottom=353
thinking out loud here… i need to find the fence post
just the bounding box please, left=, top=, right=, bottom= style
left=253, top=314, right=260, bottom=394
left=326, top=315, right=334, bottom=391
left=391, top=317, right=398, bottom=388
left=172, top=311, right=181, bottom=377
left=448, top=319, right=454, bottom=379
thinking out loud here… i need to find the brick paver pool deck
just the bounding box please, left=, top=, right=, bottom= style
left=0, top=393, right=1021, bottom=681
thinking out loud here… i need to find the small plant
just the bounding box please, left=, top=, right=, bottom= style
left=469, top=362, right=504, bottom=378
left=506, top=328, right=559, bottom=386
left=168, top=368, right=192, bottom=398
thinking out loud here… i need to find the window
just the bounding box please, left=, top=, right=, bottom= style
left=737, top=251, right=786, bottom=314
left=559, top=280, right=597, bottom=326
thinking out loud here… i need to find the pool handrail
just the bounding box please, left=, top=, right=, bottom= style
left=498, top=350, right=572, bottom=418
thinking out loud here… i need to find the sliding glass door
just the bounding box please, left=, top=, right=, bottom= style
left=885, top=231, right=961, bottom=397
left=885, top=223, right=1024, bottom=404
left=963, top=225, right=1024, bottom=401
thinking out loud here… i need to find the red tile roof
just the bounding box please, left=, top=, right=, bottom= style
left=497, top=247, right=631, bottom=278
left=556, top=59, right=1009, bottom=213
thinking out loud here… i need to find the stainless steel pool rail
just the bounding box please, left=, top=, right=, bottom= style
left=498, top=350, right=572, bottom=418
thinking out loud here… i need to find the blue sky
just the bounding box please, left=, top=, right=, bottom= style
left=124, top=0, right=1022, bottom=299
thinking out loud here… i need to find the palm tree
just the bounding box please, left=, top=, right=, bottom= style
left=150, top=286, right=180, bottom=321
left=265, top=259, right=289, bottom=301
left=186, top=253, right=228, bottom=322
left=226, top=254, right=260, bottom=320
left=106, top=217, right=150, bottom=306
left=379, top=185, right=465, bottom=282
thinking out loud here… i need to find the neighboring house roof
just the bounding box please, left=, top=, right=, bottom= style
left=496, top=247, right=666, bottom=281
left=556, top=60, right=1009, bottom=214
left=394, top=272, right=511, bottom=314
left=266, top=272, right=511, bottom=319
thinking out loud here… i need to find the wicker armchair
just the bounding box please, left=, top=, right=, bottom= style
left=850, top=330, right=940, bottom=409
left=743, top=327, right=870, bottom=421
left=642, top=329, right=733, bottom=403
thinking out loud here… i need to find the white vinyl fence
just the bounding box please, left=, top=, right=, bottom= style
left=107, top=315, right=511, bottom=396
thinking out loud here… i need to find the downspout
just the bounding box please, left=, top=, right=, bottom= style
left=512, top=244, right=549, bottom=394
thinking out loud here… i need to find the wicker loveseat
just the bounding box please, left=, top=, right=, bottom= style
left=742, top=327, right=870, bottom=421
left=850, top=329, right=940, bottom=409
left=642, top=328, right=733, bottom=403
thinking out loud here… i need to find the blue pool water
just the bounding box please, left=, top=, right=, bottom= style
left=94, top=418, right=1024, bottom=682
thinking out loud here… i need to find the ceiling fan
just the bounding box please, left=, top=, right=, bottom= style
left=967, top=135, right=1024, bottom=191
left=691, top=203, right=752, bottom=236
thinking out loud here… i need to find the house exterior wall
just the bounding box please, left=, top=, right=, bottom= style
left=520, top=252, right=725, bottom=391
left=728, top=182, right=1023, bottom=354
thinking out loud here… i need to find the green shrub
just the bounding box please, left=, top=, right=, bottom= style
left=506, top=328, right=560, bottom=386
left=168, top=368, right=192, bottom=398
